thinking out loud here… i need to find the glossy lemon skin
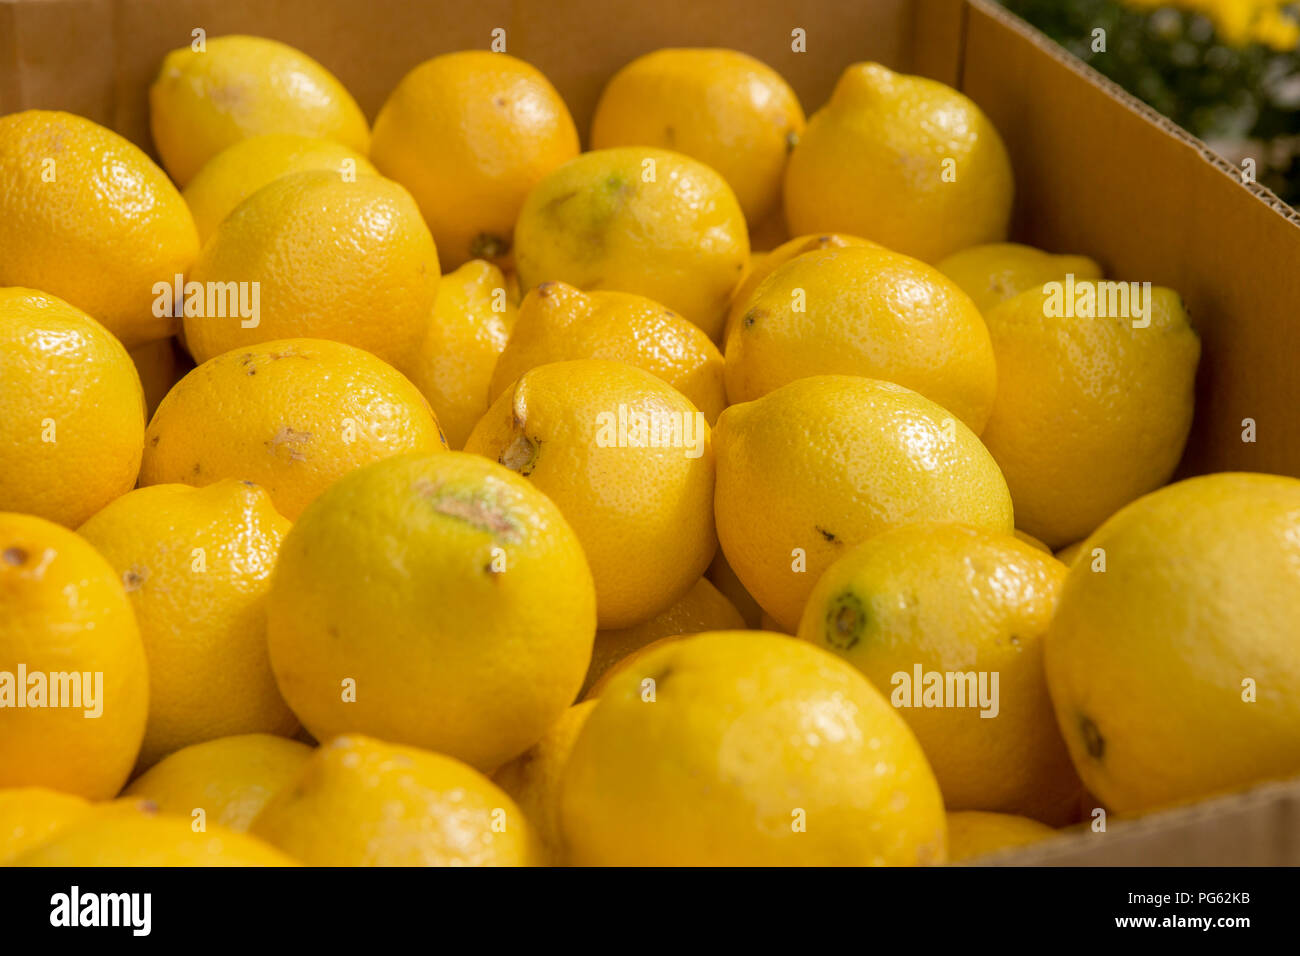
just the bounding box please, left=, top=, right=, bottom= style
left=371, top=51, right=580, bottom=269
left=980, top=284, right=1200, bottom=547
left=724, top=245, right=998, bottom=434
left=936, top=242, right=1104, bottom=314
left=714, top=375, right=1014, bottom=631
left=466, top=359, right=717, bottom=630
left=0, top=111, right=199, bottom=347
left=561, top=630, right=948, bottom=866
left=0, top=288, right=146, bottom=528
left=514, top=147, right=749, bottom=340
left=265, top=452, right=596, bottom=771
left=1045, top=473, right=1300, bottom=815
left=798, top=523, right=1082, bottom=825
left=785, top=62, right=1013, bottom=263
left=591, top=48, right=804, bottom=225
left=78, top=482, right=299, bottom=769
left=184, top=171, right=441, bottom=371
left=149, top=35, right=369, bottom=187
left=140, top=338, right=446, bottom=521
left=250, top=734, right=543, bottom=866
left=492, top=281, right=726, bottom=423
left=0, top=514, right=149, bottom=800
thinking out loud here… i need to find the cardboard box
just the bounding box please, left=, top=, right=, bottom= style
left=2, top=0, right=1297, bottom=864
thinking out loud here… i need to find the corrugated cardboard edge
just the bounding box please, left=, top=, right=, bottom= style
left=965, top=0, right=1300, bottom=227
left=978, top=774, right=1300, bottom=866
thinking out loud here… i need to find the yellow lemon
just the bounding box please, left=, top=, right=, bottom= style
left=406, top=259, right=518, bottom=450
left=1045, top=473, right=1300, bottom=815
left=149, top=34, right=369, bottom=186
left=1055, top=539, right=1087, bottom=566
left=797, top=523, right=1082, bottom=825
left=724, top=245, right=997, bottom=433
left=129, top=337, right=193, bottom=420
left=0, top=111, right=199, bottom=347
left=122, top=734, right=312, bottom=832
left=465, top=359, right=716, bottom=629
left=1014, top=529, right=1053, bottom=553
left=0, top=788, right=94, bottom=864
left=184, top=171, right=440, bottom=369
left=724, top=232, right=879, bottom=341
left=514, top=147, right=748, bottom=340
left=183, top=133, right=378, bottom=243
left=493, top=701, right=598, bottom=864
left=980, top=282, right=1200, bottom=547
left=140, top=338, right=445, bottom=520
left=947, top=811, right=1056, bottom=863
left=266, top=452, right=595, bottom=771
left=785, top=63, right=1013, bottom=262
left=590, top=48, right=804, bottom=225
left=371, top=51, right=579, bottom=269
left=491, top=280, right=726, bottom=422
left=78, top=481, right=299, bottom=768
left=250, top=734, right=542, bottom=866
left=0, top=289, right=145, bottom=528
left=561, top=630, right=946, bottom=866
left=936, top=242, right=1104, bottom=314
left=581, top=577, right=744, bottom=698
left=15, top=811, right=296, bottom=866
left=0, top=514, right=148, bottom=799
left=714, top=375, right=1014, bottom=632
left=706, top=548, right=764, bottom=628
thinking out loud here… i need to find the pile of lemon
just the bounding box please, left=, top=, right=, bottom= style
left=2, top=36, right=1298, bottom=868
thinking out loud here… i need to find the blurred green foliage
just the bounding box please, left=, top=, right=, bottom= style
left=1002, top=0, right=1300, bottom=203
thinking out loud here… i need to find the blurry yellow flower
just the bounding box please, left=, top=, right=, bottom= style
left=1125, top=0, right=1300, bottom=50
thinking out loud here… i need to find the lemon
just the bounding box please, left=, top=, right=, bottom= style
left=724, top=245, right=997, bottom=433
left=266, top=452, right=596, bottom=771
left=183, top=133, right=378, bottom=243
left=149, top=35, right=369, bottom=186
left=724, top=232, right=879, bottom=341
left=706, top=548, right=764, bottom=628
left=591, top=48, right=804, bottom=225
left=581, top=577, right=744, bottom=697
left=0, top=514, right=148, bottom=799
left=947, top=811, right=1055, bottom=863
left=140, top=338, right=445, bottom=520
left=797, top=523, right=1081, bottom=824
left=936, top=242, right=1104, bottom=314
left=0, top=788, right=93, bottom=864
left=122, top=734, right=312, bottom=832
left=785, top=62, right=1013, bottom=262
left=561, top=630, right=946, bottom=865
left=465, top=359, right=716, bottom=629
left=15, top=811, right=296, bottom=866
left=514, top=147, right=748, bottom=340
left=130, top=337, right=192, bottom=419
left=1055, top=540, right=1087, bottom=566
left=78, top=481, right=299, bottom=768
left=406, top=259, right=519, bottom=449
left=0, top=289, right=146, bottom=528
left=980, top=282, right=1200, bottom=547
left=371, top=51, right=579, bottom=268
left=184, top=171, right=440, bottom=369
left=250, top=734, right=542, bottom=866
left=493, top=701, right=597, bottom=864
left=491, top=280, right=726, bottom=422
left=0, top=111, right=199, bottom=347
left=714, top=375, right=1014, bottom=631
left=1045, top=473, right=1300, bottom=815
left=1014, top=529, right=1053, bottom=553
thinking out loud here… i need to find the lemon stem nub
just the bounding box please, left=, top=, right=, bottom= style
left=825, top=592, right=866, bottom=650
left=499, top=433, right=539, bottom=475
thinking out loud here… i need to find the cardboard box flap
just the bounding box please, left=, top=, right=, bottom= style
left=988, top=775, right=1300, bottom=866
